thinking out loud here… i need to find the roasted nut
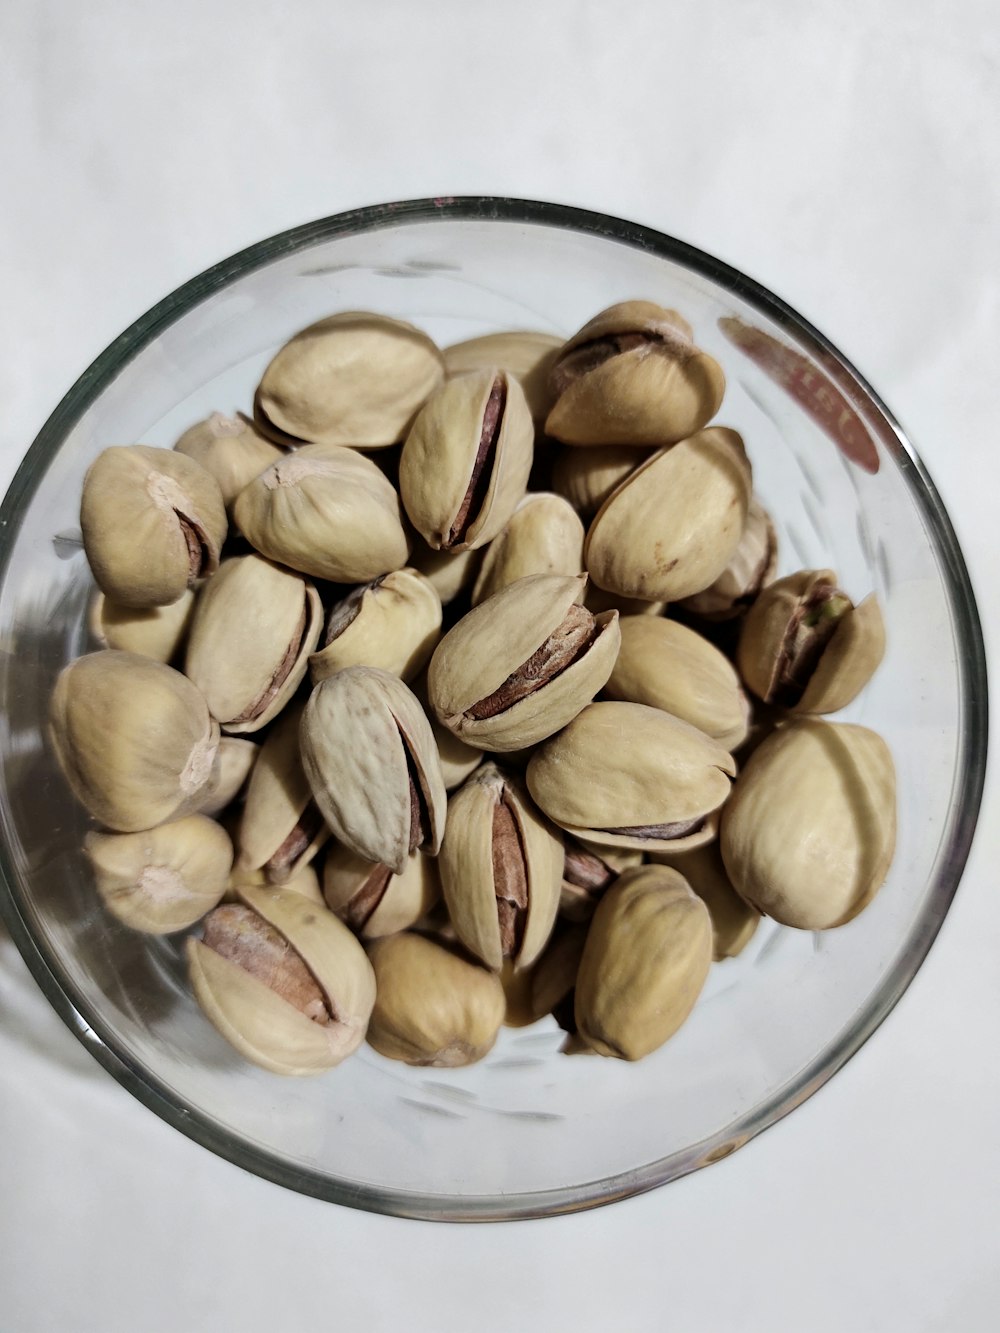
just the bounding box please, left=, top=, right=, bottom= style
left=174, top=412, right=285, bottom=508
left=301, top=666, right=447, bottom=874
left=408, top=542, right=481, bottom=606
left=526, top=700, right=736, bottom=853
left=225, top=862, right=324, bottom=906
left=187, top=887, right=376, bottom=1075
left=184, top=554, right=323, bottom=734
left=583, top=585, right=666, bottom=619
left=84, top=815, right=233, bottom=934
left=650, top=841, right=759, bottom=959
left=736, top=569, right=886, bottom=713
left=574, top=865, right=713, bottom=1060
left=546, top=301, right=725, bottom=447
left=438, top=763, right=563, bottom=971
left=444, top=330, right=562, bottom=422
left=90, top=587, right=196, bottom=663
left=428, top=573, right=621, bottom=752
left=551, top=443, right=652, bottom=517
left=677, top=496, right=777, bottom=620
left=308, top=567, right=442, bottom=685
left=50, top=650, right=219, bottom=832
left=323, top=846, right=440, bottom=939
left=199, top=738, right=258, bottom=816
left=81, top=445, right=227, bottom=608
left=604, top=616, right=751, bottom=750
left=720, top=718, right=896, bottom=930
left=365, top=932, right=506, bottom=1067
left=470, top=492, right=585, bottom=606
left=585, top=427, right=752, bottom=602
left=559, top=837, right=641, bottom=922
left=233, top=443, right=411, bottom=583
left=398, top=369, right=534, bottom=551
left=255, top=311, right=444, bottom=449
left=529, top=921, right=589, bottom=1026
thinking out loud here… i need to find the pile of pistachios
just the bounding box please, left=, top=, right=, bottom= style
left=49, top=302, right=895, bottom=1075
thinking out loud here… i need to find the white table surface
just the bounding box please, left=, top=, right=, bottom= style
left=1, top=3, right=997, bottom=1330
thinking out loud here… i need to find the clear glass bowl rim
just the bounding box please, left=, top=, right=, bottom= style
left=0, top=196, right=988, bottom=1222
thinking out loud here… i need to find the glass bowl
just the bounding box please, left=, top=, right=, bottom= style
left=0, top=198, right=986, bottom=1221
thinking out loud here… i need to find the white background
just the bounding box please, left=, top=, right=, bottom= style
left=1, top=3, right=997, bottom=1329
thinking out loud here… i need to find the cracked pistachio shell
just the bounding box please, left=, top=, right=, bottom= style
left=50, top=650, right=219, bottom=832
left=184, top=555, right=322, bottom=734
left=443, top=330, right=562, bottom=422
left=526, top=700, right=736, bottom=853
left=545, top=301, right=725, bottom=447
left=551, top=444, right=652, bottom=518
left=604, top=616, right=751, bottom=751
left=650, top=841, right=759, bottom=959
left=366, top=932, right=506, bottom=1067
left=585, top=427, right=752, bottom=602
left=198, top=738, right=258, bottom=816
left=470, top=493, right=585, bottom=606
left=559, top=837, right=642, bottom=922
left=233, top=443, right=411, bottom=582
left=81, top=445, right=227, bottom=608
left=255, top=311, right=444, bottom=448
left=408, top=542, right=481, bottom=606
left=323, top=846, right=440, bottom=939
left=234, top=705, right=329, bottom=883
left=720, top=719, right=896, bottom=930
left=399, top=368, right=534, bottom=551
left=85, top=814, right=233, bottom=934
left=737, top=569, right=886, bottom=714
left=90, top=587, right=196, bottom=663
left=678, top=497, right=778, bottom=620
left=428, top=573, right=621, bottom=752
left=301, top=667, right=446, bottom=875
left=438, top=763, right=563, bottom=972
left=225, top=863, right=324, bottom=906
left=575, top=865, right=712, bottom=1060
left=309, top=568, right=442, bottom=685
left=174, top=411, right=285, bottom=508
left=187, top=886, right=376, bottom=1075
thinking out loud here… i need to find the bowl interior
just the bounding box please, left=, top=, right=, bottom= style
left=0, top=201, right=985, bottom=1219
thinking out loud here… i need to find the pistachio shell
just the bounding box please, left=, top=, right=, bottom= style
left=650, top=842, right=760, bottom=959
left=323, top=846, right=440, bottom=939
left=720, top=719, right=896, bottom=930
left=301, top=667, right=447, bottom=874
left=225, top=863, right=324, bottom=906
left=574, top=865, right=713, bottom=1059
left=678, top=496, right=778, bottom=620
left=583, top=585, right=666, bottom=619
left=365, top=932, right=506, bottom=1066
left=444, top=330, right=562, bottom=421
left=499, top=959, right=538, bottom=1027
left=585, top=427, right=752, bottom=602
left=309, top=568, right=442, bottom=685
left=428, top=573, right=621, bottom=751
left=551, top=444, right=652, bottom=517
left=199, top=738, right=258, bottom=816
left=604, top=616, right=751, bottom=750
left=81, top=445, right=227, bottom=608
left=174, top=412, right=285, bottom=508
left=529, top=921, right=589, bottom=1023
left=255, top=311, right=444, bottom=449
left=559, top=836, right=642, bottom=922
left=431, top=711, right=484, bottom=790
left=470, top=493, right=585, bottom=606
left=526, top=700, right=736, bottom=852
left=399, top=369, right=534, bottom=551
left=408, top=543, right=481, bottom=606
left=546, top=301, right=725, bottom=447
left=233, top=443, right=411, bottom=582
left=91, top=587, right=196, bottom=663
left=50, top=650, right=219, bottom=832
left=84, top=815, right=232, bottom=935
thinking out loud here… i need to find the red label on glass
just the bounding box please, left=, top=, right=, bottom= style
left=719, top=317, right=880, bottom=474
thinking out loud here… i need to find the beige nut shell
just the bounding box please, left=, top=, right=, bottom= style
left=471, top=492, right=585, bottom=606
left=174, top=412, right=284, bottom=508
left=323, top=846, right=440, bottom=939
left=91, top=588, right=197, bottom=664
left=309, top=568, right=442, bottom=685
left=650, top=841, right=760, bottom=960
left=443, top=330, right=562, bottom=422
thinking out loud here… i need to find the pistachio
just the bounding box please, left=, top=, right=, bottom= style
left=408, top=542, right=481, bottom=606
left=225, top=862, right=324, bottom=906
left=90, top=587, right=196, bottom=663
left=678, top=497, right=777, bottom=620
left=585, top=427, right=752, bottom=602
left=84, top=814, right=233, bottom=934
left=301, top=666, right=446, bottom=874
left=184, top=554, right=322, bottom=734
left=234, top=705, right=329, bottom=884
left=499, top=959, right=538, bottom=1027
left=559, top=837, right=642, bottom=922
left=529, top=921, right=589, bottom=1026
left=323, top=846, right=440, bottom=939
left=604, top=616, right=751, bottom=751
left=308, top=567, right=442, bottom=685
left=583, top=585, right=666, bottom=619
left=444, top=330, right=562, bottom=422
left=574, top=865, right=713, bottom=1060
left=187, top=886, right=376, bottom=1074
left=720, top=718, right=896, bottom=930
left=736, top=569, right=886, bottom=714
left=233, top=443, right=411, bottom=583
left=546, top=301, right=725, bottom=447
left=526, top=700, right=736, bottom=853
left=174, top=411, right=285, bottom=508
left=255, top=311, right=444, bottom=449
left=428, top=573, right=621, bottom=752
left=365, top=932, right=506, bottom=1067
left=650, top=842, right=759, bottom=959
left=551, top=443, right=652, bottom=518
left=438, top=763, right=563, bottom=971
left=81, top=445, right=227, bottom=608
left=199, top=737, right=258, bottom=816
left=398, top=369, right=534, bottom=551
left=50, top=650, right=219, bottom=832
left=470, top=493, right=585, bottom=606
